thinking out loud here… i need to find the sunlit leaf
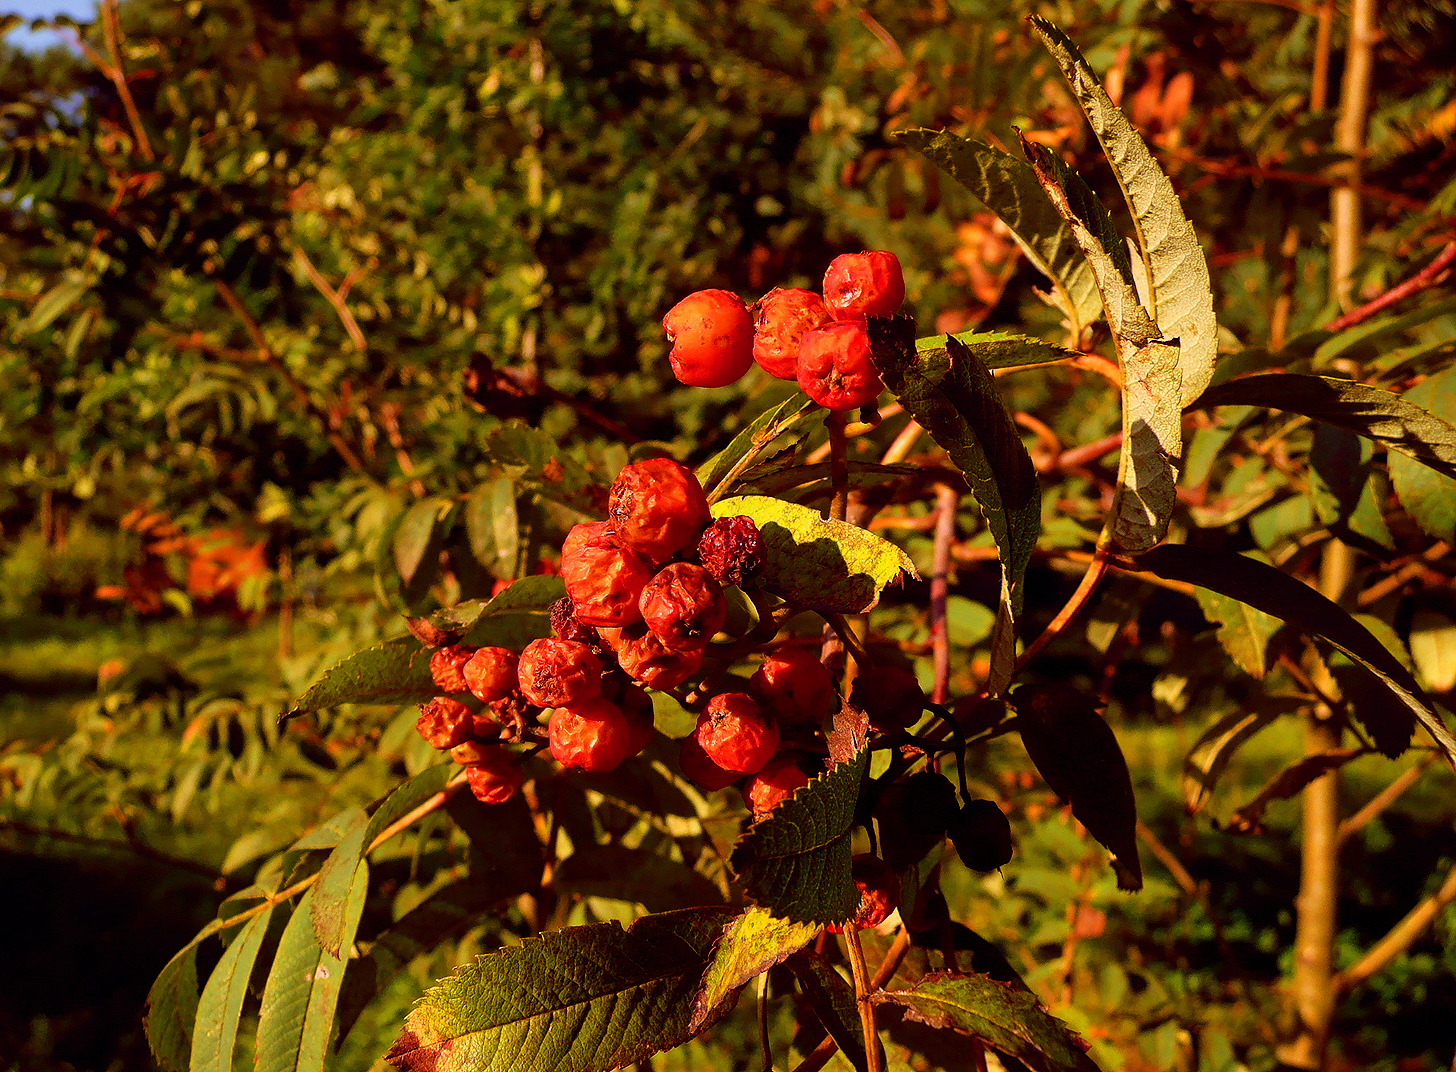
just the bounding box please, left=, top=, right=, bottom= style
left=189, top=904, right=275, bottom=1072
left=689, top=907, right=820, bottom=1033
left=289, top=638, right=437, bottom=718
left=1192, top=586, right=1283, bottom=679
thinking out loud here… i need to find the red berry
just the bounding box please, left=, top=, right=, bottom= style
left=744, top=757, right=810, bottom=819
left=822, top=251, right=905, bottom=321
left=449, top=739, right=493, bottom=766
left=618, top=683, right=656, bottom=756
left=548, top=697, right=633, bottom=773
left=662, top=289, right=755, bottom=388
left=850, top=665, right=925, bottom=733
left=827, top=853, right=900, bottom=933
left=696, top=515, right=765, bottom=589
left=416, top=697, right=474, bottom=750
left=695, top=692, right=779, bottom=774
left=750, top=646, right=837, bottom=726
left=550, top=597, right=602, bottom=649
left=516, top=638, right=603, bottom=708
left=602, top=622, right=705, bottom=691
left=560, top=522, right=654, bottom=628
left=751, top=287, right=833, bottom=379
left=608, top=458, right=712, bottom=565
left=464, top=748, right=524, bottom=804
left=639, top=562, right=726, bottom=651
left=797, top=321, right=882, bottom=412
left=462, top=646, right=520, bottom=704
left=429, top=645, right=478, bottom=692
left=678, top=734, right=740, bottom=791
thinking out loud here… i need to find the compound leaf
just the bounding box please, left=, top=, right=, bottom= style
left=290, top=638, right=437, bottom=717
left=698, top=393, right=815, bottom=502
left=189, top=903, right=275, bottom=1072
left=1192, top=586, right=1284, bottom=679
left=554, top=845, right=725, bottom=912
left=791, top=952, right=872, bottom=1072
left=690, top=907, right=821, bottom=1033
left=309, top=808, right=369, bottom=958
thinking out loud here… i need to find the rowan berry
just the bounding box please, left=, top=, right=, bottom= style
left=548, top=697, right=633, bottom=773
left=560, top=522, right=654, bottom=628
left=751, top=287, right=833, bottom=379
left=822, top=251, right=905, bottom=321
left=678, top=734, right=740, bottom=791
left=516, top=638, right=603, bottom=708
left=429, top=644, right=478, bottom=693
left=415, top=697, right=474, bottom=750
left=608, top=458, right=712, bottom=565
left=618, top=683, right=656, bottom=756
left=662, top=289, right=755, bottom=388
left=949, top=799, right=1013, bottom=872
left=464, top=748, right=524, bottom=805
left=850, top=665, right=926, bottom=733
left=750, top=646, right=837, bottom=726
left=695, top=692, right=779, bottom=774
left=462, top=646, right=520, bottom=704
left=639, top=562, right=726, bottom=651
left=549, top=596, right=602, bottom=649
left=605, top=623, right=705, bottom=690
left=744, top=757, right=810, bottom=819
left=797, top=321, right=882, bottom=412
left=827, top=853, right=900, bottom=933
left=449, top=739, right=494, bottom=767
left=696, top=515, right=765, bottom=589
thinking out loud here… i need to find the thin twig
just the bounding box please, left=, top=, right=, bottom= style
left=98, top=0, right=153, bottom=161
left=757, top=970, right=773, bottom=1072
left=1012, top=547, right=1112, bottom=675
left=870, top=926, right=912, bottom=988
left=843, top=929, right=883, bottom=1072
left=1136, top=819, right=1198, bottom=896
left=828, top=412, right=850, bottom=523
left=880, top=418, right=925, bottom=466
left=292, top=245, right=367, bottom=352
left=1323, top=239, right=1456, bottom=333
left=1337, top=754, right=1437, bottom=844
left=1154, top=146, right=1423, bottom=211
left=930, top=484, right=959, bottom=704
left=1333, top=862, right=1456, bottom=995
left=0, top=817, right=228, bottom=883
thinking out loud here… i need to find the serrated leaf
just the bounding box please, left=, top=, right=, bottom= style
left=1011, top=684, right=1142, bottom=891
left=1192, top=587, right=1284, bottom=678
left=876, top=971, right=1102, bottom=1072
left=408, top=575, right=564, bottom=648
left=1225, top=749, right=1366, bottom=833
left=385, top=907, right=737, bottom=1072
left=896, top=129, right=1101, bottom=340
left=554, top=845, right=725, bottom=912
left=255, top=872, right=369, bottom=1072
left=698, top=393, right=815, bottom=502
left=729, top=742, right=870, bottom=923
left=290, top=638, right=437, bottom=717
left=689, top=907, right=820, bottom=1034
left=1029, top=17, right=1217, bottom=406
left=918, top=329, right=1078, bottom=370
left=1198, top=373, right=1456, bottom=482
left=145, top=931, right=207, bottom=1072
left=1410, top=610, right=1456, bottom=693
left=1020, top=138, right=1181, bottom=554
left=310, top=807, right=368, bottom=958
left=738, top=460, right=922, bottom=498
left=791, top=952, right=872, bottom=1072
left=1181, top=698, right=1301, bottom=814
left=710, top=496, right=916, bottom=614
left=1138, top=544, right=1456, bottom=764
left=189, top=903, right=275, bottom=1072
left=1388, top=366, right=1456, bottom=542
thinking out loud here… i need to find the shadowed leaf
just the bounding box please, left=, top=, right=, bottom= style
left=791, top=952, right=873, bottom=1072
left=1182, top=699, right=1301, bottom=814
left=309, top=808, right=368, bottom=958
left=554, top=845, right=725, bottom=912
left=698, top=393, right=815, bottom=502
left=1388, top=365, right=1456, bottom=541
left=1225, top=749, right=1368, bottom=833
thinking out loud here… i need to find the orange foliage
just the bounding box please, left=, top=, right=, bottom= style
left=95, top=506, right=268, bottom=616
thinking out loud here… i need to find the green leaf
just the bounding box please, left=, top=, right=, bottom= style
left=1225, top=749, right=1366, bottom=832
left=1410, top=610, right=1456, bottom=693
left=466, top=477, right=521, bottom=580
left=1192, top=586, right=1284, bottom=679
left=1011, top=684, right=1142, bottom=891
left=1029, top=17, right=1217, bottom=406
left=289, top=638, right=438, bottom=718
left=1197, top=373, right=1456, bottom=482
left=1308, top=425, right=1395, bottom=552
left=698, top=393, right=815, bottom=502
left=394, top=497, right=457, bottom=585
left=407, top=575, right=564, bottom=648
left=919, top=329, right=1077, bottom=371
left=1182, top=699, right=1300, bottom=814
left=23, top=277, right=88, bottom=333
left=255, top=873, right=370, bottom=1072
left=1388, top=366, right=1456, bottom=541
left=729, top=741, right=870, bottom=923
left=310, top=808, right=369, bottom=958
left=554, top=845, right=725, bottom=912
left=145, top=933, right=206, bottom=1072
left=1020, top=138, right=1181, bottom=554
left=189, top=903, right=276, bottom=1072
left=895, top=129, right=1101, bottom=340
left=866, top=316, right=1039, bottom=691
left=739, top=460, right=922, bottom=499
left=876, top=971, right=1102, bottom=1072
left=710, top=495, right=916, bottom=614
left=385, top=907, right=738, bottom=1072
left=362, top=762, right=458, bottom=848
left=689, top=907, right=820, bottom=1034
left=790, top=952, right=872, bottom=1072
left=1138, top=544, right=1456, bottom=763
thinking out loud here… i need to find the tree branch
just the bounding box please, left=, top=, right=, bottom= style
left=1333, top=861, right=1456, bottom=995
left=1337, top=754, right=1437, bottom=845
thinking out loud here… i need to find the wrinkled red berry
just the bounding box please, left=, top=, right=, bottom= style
left=851, top=665, right=925, bottom=733
left=449, top=739, right=493, bottom=766
left=416, top=697, right=474, bottom=750
left=639, top=562, right=726, bottom=651
left=823, top=251, right=905, bottom=321
left=695, top=692, right=779, bottom=774
left=752, top=287, right=833, bottom=379
left=662, top=289, right=755, bottom=388
left=560, top=522, right=654, bottom=628
left=430, top=645, right=478, bottom=692
left=463, top=646, right=520, bottom=704
left=744, top=757, right=810, bottom=819
left=618, top=683, right=656, bottom=756
left=465, top=748, right=524, bottom=804
left=797, top=321, right=882, bottom=412
left=548, top=697, right=633, bottom=773
left=602, top=623, right=705, bottom=690
left=550, top=597, right=602, bottom=649
left=608, top=459, right=711, bottom=565
left=517, top=638, right=603, bottom=708
left=827, top=853, right=900, bottom=932
left=696, top=516, right=765, bottom=589
left=750, top=646, right=837, bottom=726
left=678, top=734, right=740, bottom=791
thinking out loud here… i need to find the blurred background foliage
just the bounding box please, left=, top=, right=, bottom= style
left=2, top=0, right=1455, bottom=1069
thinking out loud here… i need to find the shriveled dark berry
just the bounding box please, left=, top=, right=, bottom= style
left=696, top=515, right=765, bottom=589
left=516, top=638, right=603, bottom=708
left=695, top=692, right=779, bottom=774
left=949, top=799, right=1013, bottom=872
left=416, top=697, right=474, bottom=750
left=639, top=562, right=726, bottom=651
left=560, top=521, right=654, bottom=628
left=826, top=853, right=900, bottom=933
left=430, top=645, right=478, bottom=693
left=465, top=748, right=524, bottom=804
left=463, top=646, right=520, bottom=704
left=608, top=458, right=711, bottom=565
left=750, top=646, right=837, bottom=726
left=548, top=697, right=633, bottom=773
left=550, top=597, right=601, bottom=648
left=851, top=665, right=925, bottom=733
left=752, top=287, right=832, bottom=379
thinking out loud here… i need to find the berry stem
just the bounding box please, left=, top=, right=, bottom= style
left=827, top=411, right=850, bottom=523
left=843, top=927, right=883, bottom=1072
left=1012, top=545, right=1112, bottom=676
left=822, top=610, right=872, bottom=672
left=757, top=969, right=773, bottom=1072
left=929, top=483, right=959, bottom=705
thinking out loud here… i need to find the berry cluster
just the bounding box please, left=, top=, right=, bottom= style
left=661, top=251, right=905, bottom=411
